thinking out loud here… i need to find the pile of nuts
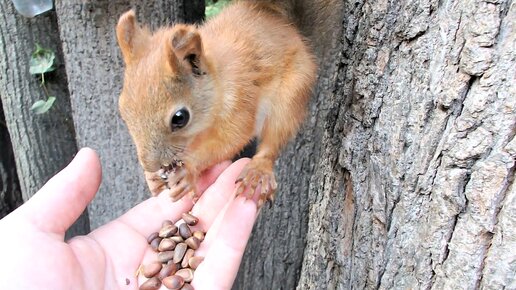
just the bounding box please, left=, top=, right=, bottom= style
left=139, top=212, right=205, bottom=290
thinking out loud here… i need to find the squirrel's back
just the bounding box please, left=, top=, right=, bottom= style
left=200, top=1, right=316, bottom=122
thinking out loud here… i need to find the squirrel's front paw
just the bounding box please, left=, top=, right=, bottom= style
left=235, top=158, right=278, bottom=208
left=166, top=166, right=198, bottom=202
left=145, top=171, right=168, bottom=196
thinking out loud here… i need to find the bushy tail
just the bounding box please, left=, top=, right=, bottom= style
left=237, top=0, right=340, bottom=42
left=233, top=0, right=295, bottom=21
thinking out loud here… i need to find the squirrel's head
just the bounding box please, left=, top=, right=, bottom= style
left=116, top=10, right=216, bottom=172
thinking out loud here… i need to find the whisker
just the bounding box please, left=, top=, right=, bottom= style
left=163, top=143, right=202, bottom=165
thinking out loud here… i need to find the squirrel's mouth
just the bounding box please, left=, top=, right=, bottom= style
left=159, top=160, right=184, bottom=181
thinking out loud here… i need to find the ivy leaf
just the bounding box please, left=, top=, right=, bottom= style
left=29, top=44, right=55, bottom=75
left=31, top=96, right=56, bottom=114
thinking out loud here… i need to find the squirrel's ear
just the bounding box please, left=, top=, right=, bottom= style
left=116, top=10, right=144, bottom=64
left=168, top=25, right=204, bottom=76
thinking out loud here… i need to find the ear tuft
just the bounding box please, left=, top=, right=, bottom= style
left=168, top=25, right=204, bottom=75
left=116, top=10, right=140, bottom=64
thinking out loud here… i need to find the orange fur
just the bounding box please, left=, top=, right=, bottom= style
left=116, top=2, right=317, bottom=204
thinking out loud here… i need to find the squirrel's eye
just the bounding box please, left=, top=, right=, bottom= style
left=170, top=108, right=190, bottom=130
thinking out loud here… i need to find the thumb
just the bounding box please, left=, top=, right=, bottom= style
left=18, top=147, right=101, bottom=236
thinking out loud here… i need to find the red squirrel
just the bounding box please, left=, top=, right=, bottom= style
left=116, top=2, right=316, bottom=206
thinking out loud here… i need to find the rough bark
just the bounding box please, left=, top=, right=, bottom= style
left=0, top=1, right=88, bottom=236
left=0, top=103, right=22, bottom=219
left=236, top=0, right=515, bottom=289
left=234, top=0, right=344, bottom=289
left=54, top=0, right=205, bottom=229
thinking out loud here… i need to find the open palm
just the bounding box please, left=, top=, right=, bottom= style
left=0, top=148, right=257, bottom=290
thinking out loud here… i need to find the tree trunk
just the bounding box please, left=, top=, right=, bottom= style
left=236, top=0, right=515, bottom=289
left=0, top=103, right=22, bottom=219
left=0, top=1, right=88, bottom=236
left=54, top=0, right=205, bottom=229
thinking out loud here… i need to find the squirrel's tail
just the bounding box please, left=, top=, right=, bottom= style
left=233, top=0, right=295, bottom=21
left=235, top=0, right=340, bottom=42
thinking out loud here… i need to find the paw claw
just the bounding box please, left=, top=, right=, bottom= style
left=188, top=190, right=200, bottom=203
left=150, top=183, right=167, bottom=195
left=169, top=169, right=187, bottom=186
left=167, top=166, right=198, bottom=202
left=170, top=183, right=189, bottom=201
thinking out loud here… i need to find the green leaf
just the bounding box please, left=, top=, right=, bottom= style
left=29, top=44, right=55, bottom=75
left=206, top=0, right=231, bottom=19
left=31, top=96, right=56, bottom=114
left=30, top=100, right=46, bottom=111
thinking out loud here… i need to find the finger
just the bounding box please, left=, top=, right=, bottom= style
left=192, top=197, right=257, bottom=290
left=16, top=148, right=101, bottom=236
left=192, top=159, right=253, bottom=256
left=116, top=161, right=231, bottom=239
left=190, top=158, right=250, bottom=232
left=197, top=160, right=233, bottom=194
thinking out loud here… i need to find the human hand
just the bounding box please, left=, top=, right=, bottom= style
left=0, top=148, right=257, bottom=290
